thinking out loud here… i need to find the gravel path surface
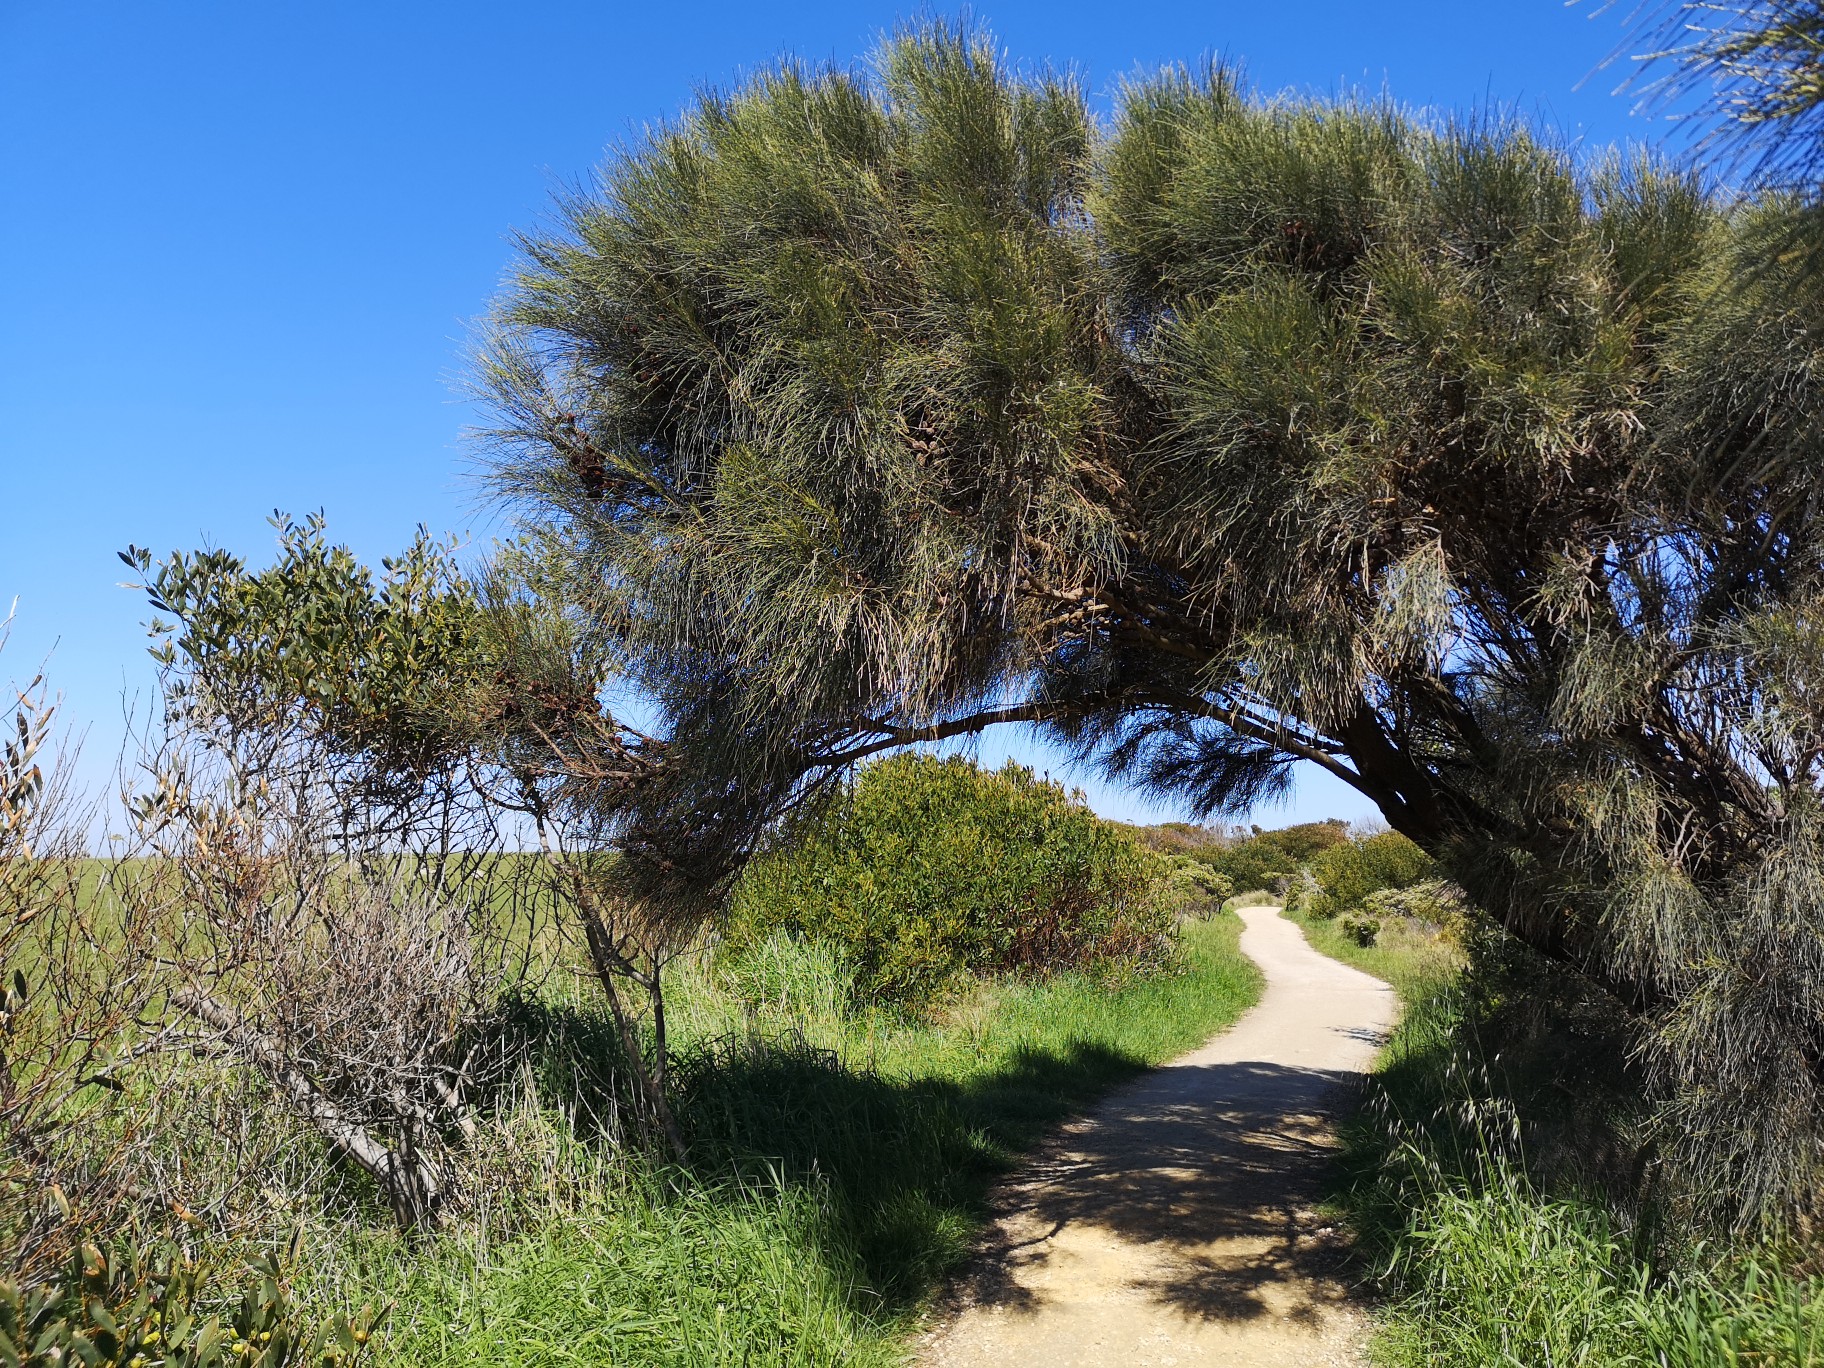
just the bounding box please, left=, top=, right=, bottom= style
left=917, top=904, right=1398, bottom=1368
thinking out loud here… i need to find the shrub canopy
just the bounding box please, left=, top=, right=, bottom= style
left=727, top=755, right=1175, bottom=1006
left=1198, top=821, right=1350, bottom=894
left=1301, top=832, right=1435, bottom=921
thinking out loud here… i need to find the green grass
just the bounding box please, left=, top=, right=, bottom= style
left=350, top=1183, right=880, bottom=1368
left=317, top=912, right=1261, bottom=1366
left=1355, top=990, right=1824, bottom=1368
left=1288, top=907, right=1824, bottom=1368
left=1278, top=902, right=1462, bottom=1003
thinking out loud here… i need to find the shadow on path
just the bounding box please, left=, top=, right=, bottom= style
left=957, top=1056, right=1376, bottom=1327
left=920, top=906, right=1399, bottom=1367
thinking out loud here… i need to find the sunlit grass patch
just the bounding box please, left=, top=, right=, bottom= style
left=292, top=912, right=1260, bottom=1364
left=1279, top=902, right=1462, bottom=1003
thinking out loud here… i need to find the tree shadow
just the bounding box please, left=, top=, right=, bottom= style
left=947, top=1055, right=1373, bottom=1327
left=495, top=998, right=1379, bottom=1329
left=673, top=1032, right=1380, bottom=1328
left=670, top=1033, right=1162, bottom=1311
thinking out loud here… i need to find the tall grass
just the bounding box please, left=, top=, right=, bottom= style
left=353, top=1183, right=881, bottom=1368
left=1316, top=929, right=1824, bottom=1368
left=1279, top=901, right=1461, bottom=1000
left=301, top=913, right=1260, bottom=1365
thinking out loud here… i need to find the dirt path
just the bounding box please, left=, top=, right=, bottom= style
left=917, top=904, right=1398, bottom=1368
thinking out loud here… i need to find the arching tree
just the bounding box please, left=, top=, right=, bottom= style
left=466, top=24, right=1824, bottom=1219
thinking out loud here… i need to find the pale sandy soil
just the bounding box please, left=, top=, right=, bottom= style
left=916, top=904, right=1398, bottom=1368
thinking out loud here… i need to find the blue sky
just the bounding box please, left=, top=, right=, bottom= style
left=2, top=1, right=1686, bottom=826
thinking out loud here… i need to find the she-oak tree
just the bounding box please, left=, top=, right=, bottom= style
left=144, top=22, right=1824, bottom=1221
left=475, top=26, right=1824, bottom=1219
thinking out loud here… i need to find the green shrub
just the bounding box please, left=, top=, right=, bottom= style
left=0, top=1241, right=384, bottom=1368
left=1362, top=879, right=1464, bottom=935
left=1159, top=858, right=1234, bottom=918
left=1319, top=928, right=1824, bottom=1368
left=1203, top=841, right=1297, bottom=896
left=1340, top=912, right=1381, bottom=947
left=1297, top=830, right=1433, bottom=920
left=1258, top=821, right=1354, bottom=863
left=1126, top=822, right=1228, bottom=860
left=1201, top=821, right=1349, bottom=894
left=727, top=757, right=1175, bottom=1008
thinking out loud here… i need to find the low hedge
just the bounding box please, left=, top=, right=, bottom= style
left=1200, top=821, right=1350, bottom=894
left=1293, top=830, right=1434, bottom=922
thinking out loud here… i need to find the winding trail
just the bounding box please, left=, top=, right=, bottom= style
left=918, top=904, right=1398, bottom=1368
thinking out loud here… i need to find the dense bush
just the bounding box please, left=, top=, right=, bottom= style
left=1293, top=831, right=1434, bottom=921
left=1201, top=821, right=1349, bottom=894
left=1158, top=858, right=1233, bottom=918
left=1362, top=880, right=1464, bottom=931
left=1127, top=822, right=1232, bottom=860
left=726, top=757, right=1176, bottom=1008
left=1120, top=826, right=1236, bottom=914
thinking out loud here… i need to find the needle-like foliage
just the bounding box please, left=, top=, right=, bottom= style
left=1627, top=2, right=1824, bottom=186
left=478, top=21, right=1824, bottom=1224
left=1622, top=2, right=1824, bottom=275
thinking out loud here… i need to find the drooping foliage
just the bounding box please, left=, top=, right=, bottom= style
left=1624, top=3, right=1824, bottom=280
left=476, top=20, right=1824, bottom=1222
left=727, top=755, right=1176, bottom=1008
left=1630, top=2, right=1824, bottom=186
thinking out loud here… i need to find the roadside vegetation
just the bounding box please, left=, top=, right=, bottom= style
left=360, top=910, right=1257, bottom=1367
left=730, top=755, right=1182, bottom=1007
left=1351, top=976, right=1824, bottom=1367
left=1267, top=832, right=1824, bottom=1365
left=16, top=5, right=1824, bottom=1363
left=0, top=641, right=1258, bottom=1364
